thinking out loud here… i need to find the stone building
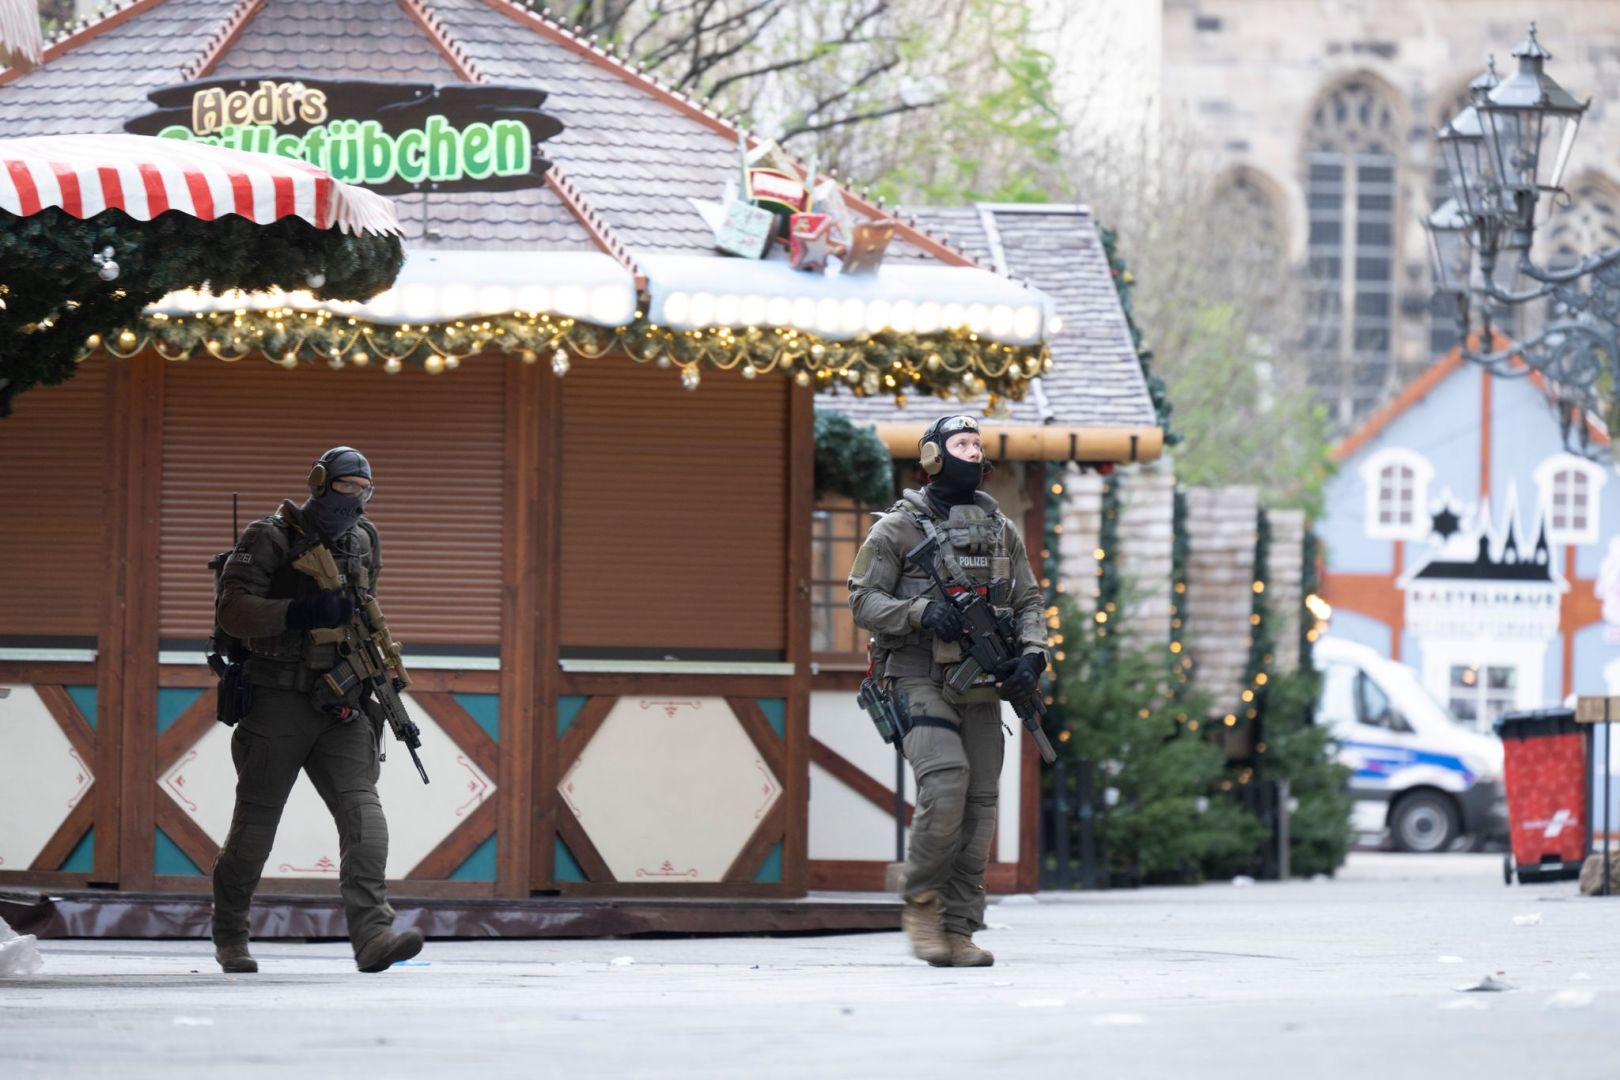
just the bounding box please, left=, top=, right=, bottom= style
left=1155, top=0, right=1620, bottom=428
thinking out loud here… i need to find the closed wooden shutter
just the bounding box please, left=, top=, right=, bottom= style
left=159, top=356, right=506, bottom=648
left=560, top=356, right=787, bottom=657
left=0, top=361, right=109, bottom=642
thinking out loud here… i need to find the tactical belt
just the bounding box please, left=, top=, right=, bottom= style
left=242, top=657, right=317, bottom=693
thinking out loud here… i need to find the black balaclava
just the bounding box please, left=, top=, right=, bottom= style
left=303, top=446, right=372, bottom=541
left=921, top=415, right=985, bottom=510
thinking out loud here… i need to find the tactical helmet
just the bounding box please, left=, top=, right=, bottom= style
left=918, top=415, right=981, bottom=476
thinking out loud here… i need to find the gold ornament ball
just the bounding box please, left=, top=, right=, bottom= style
left=384, top=358, right=403, bottom=374
left=793, top=370, right=812, bottom=388
left=925, top=353, right=942, bottom=371
left=445, top=356, right=461, bottom=370
left=520, top=349, right=539, bottom=365
left=741, top=365, right=758, bottom=380
left=424, top=356, right=447, bottom=375
left=85, top=334, right=102, bottom=349
left=351, top=351, right=370, bottom=367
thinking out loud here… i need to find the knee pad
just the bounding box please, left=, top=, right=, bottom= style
left=917, top=766, right=969, bottom=828
left=337, top=791, right=387, bottom=847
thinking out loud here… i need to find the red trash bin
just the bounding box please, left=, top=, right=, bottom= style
left=1495, top=708, right=1589, bottom=884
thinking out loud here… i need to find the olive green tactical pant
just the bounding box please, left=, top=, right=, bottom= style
left=896, top=678, right=1005, bottom=937
left=212, top=688, right=394, bottom=955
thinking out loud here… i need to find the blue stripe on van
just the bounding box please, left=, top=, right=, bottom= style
left=1342, top=741, right=1474, bottom=784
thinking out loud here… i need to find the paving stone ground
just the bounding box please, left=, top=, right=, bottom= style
left=3, top=853, right=1617, bottom=1079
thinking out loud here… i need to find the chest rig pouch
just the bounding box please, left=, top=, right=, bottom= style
left=916, top=506, right=1012, bottom=682
left=300, top=529, right=374, bottom=676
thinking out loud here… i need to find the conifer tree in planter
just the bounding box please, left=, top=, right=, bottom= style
left=1048, top=590, right=1265, bottom=885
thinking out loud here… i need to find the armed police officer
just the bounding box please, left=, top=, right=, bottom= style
left=211, top=447, right=423, bottom=975
left=848, top=414, right=1046, bottom=967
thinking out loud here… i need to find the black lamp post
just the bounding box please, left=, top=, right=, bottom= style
left=1427, top=23, right=1620, bottom=457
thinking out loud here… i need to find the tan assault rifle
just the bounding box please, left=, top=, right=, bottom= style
left=292, top=544, right=430, bottom=783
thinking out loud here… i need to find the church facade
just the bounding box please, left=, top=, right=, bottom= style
left=1155, top=0, right=1620, bottom=428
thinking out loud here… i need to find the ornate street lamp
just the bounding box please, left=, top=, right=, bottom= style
left=1426, top=24, right=1620, bottom=458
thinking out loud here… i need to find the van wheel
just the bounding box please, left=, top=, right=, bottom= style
left=1391, top=792, right=1459, bottom=853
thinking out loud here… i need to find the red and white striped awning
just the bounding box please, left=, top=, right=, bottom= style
left=0, top=133, right=400, bottom=235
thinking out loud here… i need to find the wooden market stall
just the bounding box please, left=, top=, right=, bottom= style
left=0, top=0, right=1074, bottom=933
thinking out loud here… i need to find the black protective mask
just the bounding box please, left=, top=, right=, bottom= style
left=928, top=451, right=984, bottom=507
left=303, top=492, right=365, bottom=541
left=304, top=446, right=373, bottom=541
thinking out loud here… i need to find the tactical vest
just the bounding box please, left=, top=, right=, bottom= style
left=241, top=502, right=377, bottom=678
left=874, top=494, right=1013, bottom=695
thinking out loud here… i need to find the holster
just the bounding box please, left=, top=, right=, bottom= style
left=214, top=661, right=254, bottom=727
left=858, top=677, right=912, bottom=746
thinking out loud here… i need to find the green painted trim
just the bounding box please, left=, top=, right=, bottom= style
left=556, top=695, right=588, bottom=737
left=756, top=697, right=786, bottom=740
left=157, top=687, right=204, bottom=735
left=66, top=685, right=98, bottom=730
left=154, top=826, right=204, bottom=876
left=448, top=833, right=497, bottom=881
left=554, top=836, right=585, bottom=882
left=60, top=826, right=93, bottom=872
left=753, top=841, right=783, bottom=884
left=452, top=692, right=501, bottom=745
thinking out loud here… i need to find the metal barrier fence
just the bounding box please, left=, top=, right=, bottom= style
left=1039, top=758, right=1291, bottom=889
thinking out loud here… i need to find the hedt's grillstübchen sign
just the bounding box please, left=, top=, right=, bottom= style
left=125, top=77, right=564, bottom=195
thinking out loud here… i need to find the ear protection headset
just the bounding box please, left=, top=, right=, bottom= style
left=307, top=446, right=370, bottom=498
left=918, top=415, right=981, bottom=476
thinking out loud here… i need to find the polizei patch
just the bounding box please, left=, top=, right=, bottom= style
left=232, top=552, right=253, bottom=564
left=957, top=555, right=990, bottom=568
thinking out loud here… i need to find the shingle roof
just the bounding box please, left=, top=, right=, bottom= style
left=827, top=204, right=1159, bottom=430
left=0, top=0, right=972, bottom=266
left=0, top=0, right=238, bottom=136
left=424, top=0, right=946, bottom=264
left=209, top=0, right=462, bottom=83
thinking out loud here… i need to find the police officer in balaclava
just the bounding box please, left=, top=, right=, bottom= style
left=847, top=415, right=1047, bottom=967
left=210, top=446, right=423, bottom=975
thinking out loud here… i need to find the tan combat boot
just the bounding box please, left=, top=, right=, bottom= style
left=901, top=890, right=950, bottom=965
left=215, top=943, right=258, bottom=974
left=355, top=928, right=424, bottom=973
left=941, top=933, right=994, bottom=967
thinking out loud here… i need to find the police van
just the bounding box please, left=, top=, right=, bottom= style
left=1314, top=636, right=1507, bottom=853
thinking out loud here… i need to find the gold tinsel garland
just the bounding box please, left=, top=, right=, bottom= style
left=89, top=308, right=1053, bottom=403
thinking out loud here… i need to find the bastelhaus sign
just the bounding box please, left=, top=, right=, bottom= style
left=125, top=77, right=563, bottom=195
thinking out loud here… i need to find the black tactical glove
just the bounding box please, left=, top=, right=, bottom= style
left=997, top=652, right=1047, bottom=697
left=285, top=589, right=355, bottom=631
left=919, top=599, right=966, bottom=642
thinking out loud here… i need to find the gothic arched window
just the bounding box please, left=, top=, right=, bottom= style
left=1212, top=168, right=1287, bottom=324
left=1304, top=79, right=1402, bottom=428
